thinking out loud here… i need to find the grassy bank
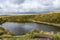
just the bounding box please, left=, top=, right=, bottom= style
left=0, top=29, right=60, bottom=40
left=31, top=20, right=60, bottom=27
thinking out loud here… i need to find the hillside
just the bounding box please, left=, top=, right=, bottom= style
left=34, top=13, right=60, bottom=24
left=0, top=12, right=60, bottom=24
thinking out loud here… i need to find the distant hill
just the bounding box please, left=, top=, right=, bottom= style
left=0, top=10, right=60, bottom=15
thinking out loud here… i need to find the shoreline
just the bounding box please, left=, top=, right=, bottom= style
left=31, top=20, right=60, bottom=27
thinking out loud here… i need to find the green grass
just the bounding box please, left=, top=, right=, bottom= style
left=0, top=29, right=60, bottom=40
left=0, top=12, right=60, bottom=24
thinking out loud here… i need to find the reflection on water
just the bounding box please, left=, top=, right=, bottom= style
left=2, top=22, right=60, bottom=35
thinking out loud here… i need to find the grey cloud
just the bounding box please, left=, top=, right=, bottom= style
left=0, top=7, right=2, bottom=9
left=10, top=0, right=25, bottom=4
left=0, top=0, right=60, bottom=13
left=0, top=0, right=7, bottom=3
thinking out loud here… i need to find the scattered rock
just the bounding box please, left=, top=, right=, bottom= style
left=33, top=34, right=52, bottom=40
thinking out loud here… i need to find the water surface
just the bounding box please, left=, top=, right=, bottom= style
left=2, top=22, right=60, bottom=35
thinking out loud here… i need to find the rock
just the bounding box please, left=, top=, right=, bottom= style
left=33, top=34, right=52, bottom=40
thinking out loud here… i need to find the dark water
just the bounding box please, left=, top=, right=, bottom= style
left=2, top=22, right=60, bottom=35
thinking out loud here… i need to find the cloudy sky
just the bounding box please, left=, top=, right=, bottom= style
left=0, top=0, right=60, bottom=14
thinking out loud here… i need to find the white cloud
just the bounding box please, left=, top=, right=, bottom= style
left=0, top=0, right=60, bottom=13
left=53, top=0, right=60, bottom=8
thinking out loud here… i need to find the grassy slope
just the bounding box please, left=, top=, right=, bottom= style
left=34, top=13, right=60, bottom=24
left=0, top=12, right=60, bottom=23
left=0, top=27, right=13, bottom=36
left=0, top=29, right=60, bottom=40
